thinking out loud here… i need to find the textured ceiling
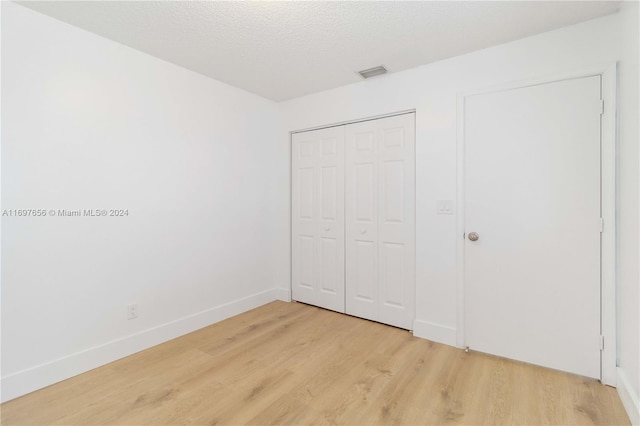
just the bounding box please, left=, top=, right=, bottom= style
left=16, top=1, right=621, bottom=101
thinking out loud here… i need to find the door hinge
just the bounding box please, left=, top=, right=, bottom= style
left=600, top=335, right=604, bottom=351
left=599, top=99, right=604, bottom=115
left=600, top=217, right=604, bottom=233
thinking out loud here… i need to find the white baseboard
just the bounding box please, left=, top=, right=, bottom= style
left=412, top=319, right=457, bottom=347
left=274, top=287, right=292, bottom=302
left=0, top=288, right=282, bottom=403
left=618, top=367, right=640, bottom=425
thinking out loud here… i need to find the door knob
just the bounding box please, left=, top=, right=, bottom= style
left=468, top=232, right=479, bottom=241
left=360, top=228, right=367, bottom=234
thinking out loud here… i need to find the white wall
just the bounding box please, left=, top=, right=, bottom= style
left=276, top=4, right=639, bottom=419
left=618, top=3, right=640, bottom=423
left=1, top=2, right=282, bottom=402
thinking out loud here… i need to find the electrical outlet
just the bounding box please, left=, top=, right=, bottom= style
left=127, top=303, right=138, bottom=320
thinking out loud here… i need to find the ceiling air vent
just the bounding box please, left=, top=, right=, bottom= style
left=358, top=65, right=387, bottom=79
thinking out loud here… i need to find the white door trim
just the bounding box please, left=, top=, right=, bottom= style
left=290, top=109, right=416, bottom=135
left=455, top=63, right=617, bottom=386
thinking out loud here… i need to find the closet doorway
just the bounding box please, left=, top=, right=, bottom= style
left=292, top=112, right=415, bottom=329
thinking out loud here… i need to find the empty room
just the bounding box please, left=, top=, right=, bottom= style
left=1, top=1, right=639, bottom=425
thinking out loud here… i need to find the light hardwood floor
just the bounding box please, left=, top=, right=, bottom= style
left=1, top=301, right=630, bottom=425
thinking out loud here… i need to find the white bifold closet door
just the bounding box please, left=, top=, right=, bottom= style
left=291, top=113, right=415, bottom=329
left=292, top=126, right=345, bottom=313
left=345, top=114, right=415, bottom=330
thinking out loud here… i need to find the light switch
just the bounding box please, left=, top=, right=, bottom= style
left=437, top=200, right=454, bottom=215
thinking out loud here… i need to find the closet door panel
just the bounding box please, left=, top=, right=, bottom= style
left=292, top=127, right=345, bottom=313
left=377, top=114, right=415, bottom=329
left=346, top=121, right=378, bottom=321
left=292, top=133, right=317, bottom=303
left=316, top=128, right=345, bottom=311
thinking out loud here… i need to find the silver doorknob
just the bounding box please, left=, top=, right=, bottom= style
left=468, top=232, right=479, bottom=241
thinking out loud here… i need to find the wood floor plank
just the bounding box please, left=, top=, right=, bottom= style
left=1, top=301, right=630, bottom=426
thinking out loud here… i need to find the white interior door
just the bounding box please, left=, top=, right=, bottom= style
left=346, top=114, right=415, bottom=329
left=292, top=126, right=345, bottom=313
left=463, top=76, right=602, bottom=378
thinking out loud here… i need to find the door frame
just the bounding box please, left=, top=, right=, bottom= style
left=455, top=63, right=617, bottom=385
